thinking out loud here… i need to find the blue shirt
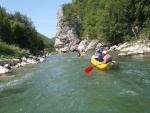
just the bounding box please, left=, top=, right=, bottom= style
left=98, top=52, right=103, bottom=62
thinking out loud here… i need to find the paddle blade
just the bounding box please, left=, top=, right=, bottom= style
left=85, top=66, right=93, bottom=73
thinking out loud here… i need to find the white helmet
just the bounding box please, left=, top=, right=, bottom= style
left=102, top=51, right=107, bottom=54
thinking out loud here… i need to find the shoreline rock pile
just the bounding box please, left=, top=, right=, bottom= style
left=0, top=55, right=46, bottom=75
left=108, top=39, right=150, bottom=56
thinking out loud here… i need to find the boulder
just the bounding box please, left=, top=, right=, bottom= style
left=0, top=66, right=11, bottom=74
left=109, top=45, right=118, bottom=51
left=96, top=43, right=103, bottom=48
left=147, top=42, right=150, bottom=47
left=86, top=40, right=99, bottom=51
left=60, top=47, right=69, bottom=53
left=78, top=39, right=88, bottom=51
left=118, top=53, right=127, bottom=57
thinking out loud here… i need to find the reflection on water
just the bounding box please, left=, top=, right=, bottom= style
left=0, top=52, right=150, bottom=113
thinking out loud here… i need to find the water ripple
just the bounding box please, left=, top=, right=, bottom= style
left=142, top=79, right=150, bottom=85
left=0, top=73, right=33, bottom=92
left=118, top=89, right=139, bottom=96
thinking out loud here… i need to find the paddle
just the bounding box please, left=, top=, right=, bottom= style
left=84, top=63, right=101, bottom=73
left=85, top=62, right=101, bottom=73
left=85, top=55, right=101, bottom=73
left=85, top=66, right=94, bottom=73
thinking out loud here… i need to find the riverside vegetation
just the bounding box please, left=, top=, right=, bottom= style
left=62, top=0, right=150, bottom=44
left=0, top=6, right=55, bottom=74
left=0, top=6, right=55, bottom=59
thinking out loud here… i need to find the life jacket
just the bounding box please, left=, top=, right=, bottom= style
left=98, top=52, right=103, bottom=62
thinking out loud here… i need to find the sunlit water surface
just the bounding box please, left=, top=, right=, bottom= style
left=0, top=52, right=150, bottom=113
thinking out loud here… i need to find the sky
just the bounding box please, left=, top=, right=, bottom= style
left=0, top=0, right=72, bottom=38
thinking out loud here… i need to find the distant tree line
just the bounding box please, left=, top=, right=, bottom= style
left=0, top=6, right=54, bottom=55
left=62, top=0, right=150, bottom=45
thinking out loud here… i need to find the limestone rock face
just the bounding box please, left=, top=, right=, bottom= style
left=86, top=40, right=99, bottom=51
left=78, top=39, right=88, bottom=51
left=55, top=5, right=80, bottom=53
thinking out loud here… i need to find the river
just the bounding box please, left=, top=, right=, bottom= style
left=0, top=51, right=150, bottom=113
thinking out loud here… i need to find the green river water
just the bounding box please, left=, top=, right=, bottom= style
left=0, top=52, right=150, bottom=113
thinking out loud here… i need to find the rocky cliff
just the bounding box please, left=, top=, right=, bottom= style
left=54, top=5, right=114, bottom=53
left=55, top=5, right=80, bottom=53
left=54, top=6, right=150, bottom=56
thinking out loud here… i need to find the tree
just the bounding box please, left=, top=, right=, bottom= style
left=62, top=0, right=150, bottom=44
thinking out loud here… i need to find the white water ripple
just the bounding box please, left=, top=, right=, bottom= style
left=122, top=69, right=149, bottom=77
left=118, top=89, right=139, bottom=96
left=0, top=73, right=33, bottom=92
left=142, top=79, right=150, bottom=85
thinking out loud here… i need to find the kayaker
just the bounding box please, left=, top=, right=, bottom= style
left=81, top=49, right=85, bottom=55
left=95, top=48, right=103, bottom=62
left=100, top=51, right=112, bottom=64
left=77, top=50, right=81, bottom=57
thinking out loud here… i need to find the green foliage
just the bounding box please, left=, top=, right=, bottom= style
left=51, top=37, right=56, bottom=42
left=0, top=42, right=29, bottom=58
left=63, top=0, right=150, bottom=44
left=0, top=6, right=55, bottom=56
left=123, top=35, right=131, bottom=42
left=140, top=27, right=150, bottom=39
left=37, top=33, right=55, bottom=52
left=0, top=6, right=12, bottom=43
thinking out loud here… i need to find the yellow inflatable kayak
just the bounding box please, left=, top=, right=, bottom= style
left=91, top=56, right=119, bottom=71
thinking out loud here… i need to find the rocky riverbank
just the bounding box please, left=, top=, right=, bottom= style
left=74, top=38, right=150, bottom=56
left=109, top=39, right=150, bottom=56
left=60, top=38, right=150, bottom=57
left=85, top=38, right=150, bottom=57
left=0, top=55, right=47, bottom=75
